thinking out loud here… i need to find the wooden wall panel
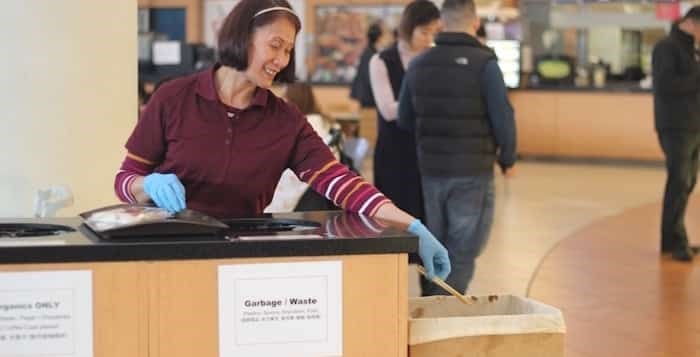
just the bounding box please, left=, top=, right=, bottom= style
left=511, top=91, right=662, bottom=161
left=343, top=254, right=404, bottom=357
left=313, top=85, right=356, bottom=113
left=509, top=91, right=558, bottom=156
left=555, top=92, right=661, bottom=160
left=93, top=263, right=150, bottom=357
left=148, top=259, right=218, bottom=356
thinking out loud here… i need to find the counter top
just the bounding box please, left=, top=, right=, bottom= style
left=0, top=211, right=417, bottom=264
left=513, top=83, right=651, bottom=93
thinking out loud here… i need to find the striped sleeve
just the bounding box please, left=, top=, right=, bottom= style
left=114, top=156, right=153, bottom=203
left=298, top=160, right=391, bottom=216
left=287, top=103, right=392, bottom=217
left=325, top=213, right=389, bottom=238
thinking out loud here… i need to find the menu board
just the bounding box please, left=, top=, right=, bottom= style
left=487, top=40, right=521, bottom=88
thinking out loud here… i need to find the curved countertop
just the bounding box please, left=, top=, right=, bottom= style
left=513, top=83, right=651, bottom=94
left=0, top=211, right=417, bottom=264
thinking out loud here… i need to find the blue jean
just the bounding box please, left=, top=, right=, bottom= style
left=420, top=174, right=494, bottom=296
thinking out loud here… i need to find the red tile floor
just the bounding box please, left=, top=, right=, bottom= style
left=528, top=196, right=700, bottom=357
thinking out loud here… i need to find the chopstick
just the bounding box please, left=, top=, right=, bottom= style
left=416, top=266, right=475, bottom=305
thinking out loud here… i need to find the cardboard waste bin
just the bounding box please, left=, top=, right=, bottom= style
left=409, top=295, right=565, bottom=357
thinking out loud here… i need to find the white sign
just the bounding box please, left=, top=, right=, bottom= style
left=218, top=261, right=342, bottom=357
left=152, top=41, right=182, bottom=65
left=0, top=270, right=93, bottom=357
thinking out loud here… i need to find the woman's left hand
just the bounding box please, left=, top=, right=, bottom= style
left=408, top=219, right=451, bottom=280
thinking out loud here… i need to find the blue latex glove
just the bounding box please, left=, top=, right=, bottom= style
left=408, top=219, right=451, bottom=280
left=143, top=173, right=186, bottom=214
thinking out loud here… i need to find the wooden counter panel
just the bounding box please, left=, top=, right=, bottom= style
left=0, top=262, right=148, bottom=357
left=510, top=91, right=557, bottom=155
left=511, top=91, right=663, bottom=161
left=344, top=254, right=406, bottom=357
left=152, top=254, right=408, bottom=357
left=555, top=93, right=662, bottom=160
left=148, top=259, right=218, bottom=356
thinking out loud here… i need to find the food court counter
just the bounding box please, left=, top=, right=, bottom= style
left=0, top=211, right=416, bottom=357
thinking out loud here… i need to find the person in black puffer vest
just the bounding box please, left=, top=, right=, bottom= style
left=398, top=0, right=517, bottom=295
left=652, top=7, right=700, bottom=262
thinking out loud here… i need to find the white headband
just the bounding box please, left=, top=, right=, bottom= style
left=253, top=6, right=299, bottom=19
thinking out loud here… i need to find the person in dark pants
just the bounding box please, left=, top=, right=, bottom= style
left=369, top=0, right=442, bottom=221
left=652, top=7, right=700, bottom=262
left=398, top=0, right=517, bottom=294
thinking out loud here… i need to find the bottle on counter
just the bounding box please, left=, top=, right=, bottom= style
left=592, top=65, right=606, bottom=88
left=574, top=66, right=589, bottom=87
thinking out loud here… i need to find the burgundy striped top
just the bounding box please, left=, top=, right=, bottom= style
left=115, top=66, right=390, bottom=218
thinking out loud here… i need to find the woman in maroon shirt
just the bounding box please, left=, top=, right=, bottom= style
left=114, top=0, right=450, bottom=281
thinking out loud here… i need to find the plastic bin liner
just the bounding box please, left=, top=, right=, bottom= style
left=409, top=295, right=566, bottom=357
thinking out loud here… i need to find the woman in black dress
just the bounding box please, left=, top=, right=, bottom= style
left=368, top=0, right=441, bottom=219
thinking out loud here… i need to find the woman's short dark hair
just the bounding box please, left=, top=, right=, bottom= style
left=367, top=22, right=383, bottom=48
left=217, top=0, right=301, bottom=83
left=398, top=0, right=441, bottom=42
left=684, top=6, right=700, bottom=22
left=476, top=23, right=486, bottom=39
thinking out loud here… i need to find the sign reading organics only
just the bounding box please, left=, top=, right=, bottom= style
left=0, top=270, right=93, bottom=357
left=218, top=261, right=342, bottom=357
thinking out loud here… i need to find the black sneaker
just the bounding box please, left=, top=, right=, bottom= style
left=671, top=248, right=694, bottom=262
left=662, top=245, right=699, bottom=255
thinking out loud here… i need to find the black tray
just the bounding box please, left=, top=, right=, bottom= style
left=80, top=204, right=228, bottom=239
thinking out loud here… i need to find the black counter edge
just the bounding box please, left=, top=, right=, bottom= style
left=0, top=238, right=418, bottom=265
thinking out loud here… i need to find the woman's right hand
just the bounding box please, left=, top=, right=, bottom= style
left=143, top=173, right=186, bottom=213
left=372, top=204, right=451, bottom=280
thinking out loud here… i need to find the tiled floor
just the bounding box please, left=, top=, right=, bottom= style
left=408, top=161, right=668, bottom=296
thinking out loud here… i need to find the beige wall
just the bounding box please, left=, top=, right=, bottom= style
left=0, top=0, right=137, bottom=217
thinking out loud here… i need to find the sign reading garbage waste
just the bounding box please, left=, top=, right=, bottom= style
left=218, top=261, right=342, bottom=357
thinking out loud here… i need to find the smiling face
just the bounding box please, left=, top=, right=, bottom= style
left=245, top=17, right=297, bottom=88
